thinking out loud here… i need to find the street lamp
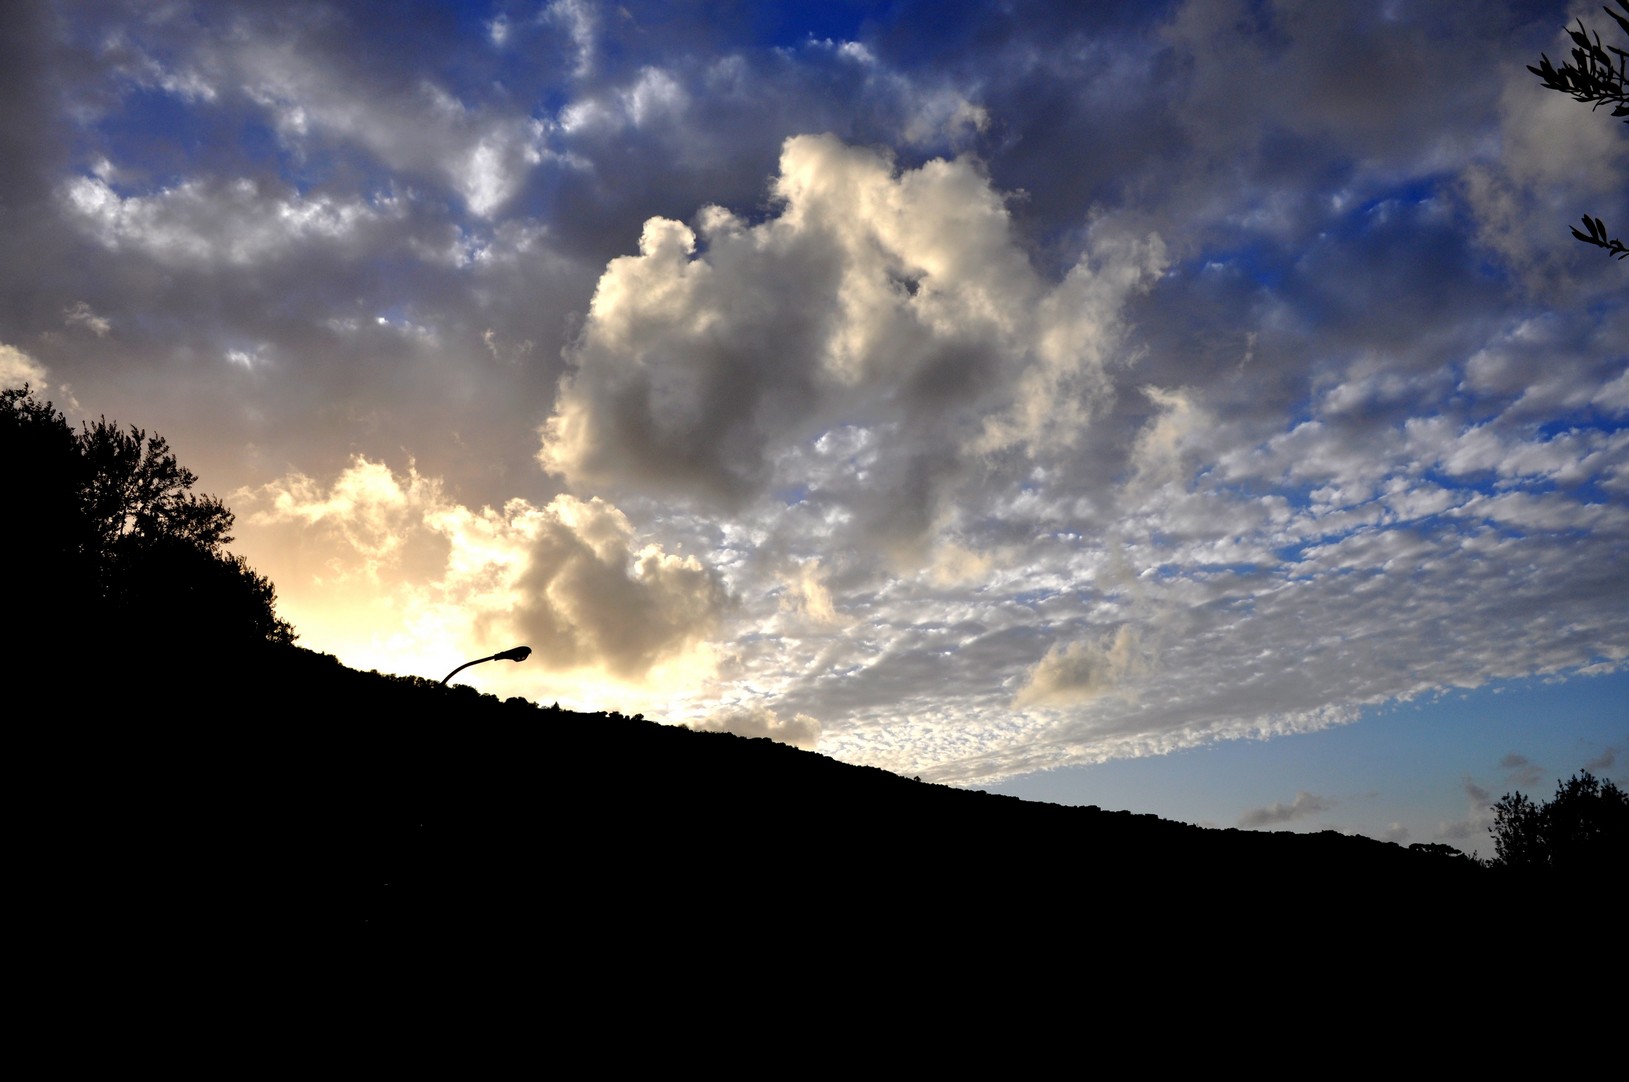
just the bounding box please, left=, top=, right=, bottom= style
left=440, top=645, right=533, bottom=686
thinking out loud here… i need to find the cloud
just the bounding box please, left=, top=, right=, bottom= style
left=0, top=342, right=47, bottom=390
left=692, top=704, right=822, bottom=750
left=247, top=456, right=444, bottom=580
left=242, top=458, right=725, bottom=680
left=1015, top=625, right=1148, bottom=708
left=1437, top=777, right=1497, bottom=843
left=559, top=65, right=688, bottom=135
left=543, top=0, right=597, bottom=79
left=783, top=558, right=840, bottom=626
left=60, top=176, right=386, bottom=266
left=185, top=6, right=556, bottom=219
left=1127, top=386, right=1207, bottom=493
left=1457, top=18, right=1629, bottom=288
left=540, top=132, right=1164, bottom=519
left=503, top=494, right=729, bottom=677
left=1498, top=753, right=1545, bottom=789
left=63, top=302, right=110, bottom=337
left=1238, top=791, right=1331, bottom=829
left=800, top=38, right=989, bottom=150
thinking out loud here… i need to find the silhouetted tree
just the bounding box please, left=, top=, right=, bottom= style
left=1406, top=841, right=1475, bottom=862
left=4, top=385, right=100, bottom=638
left=1, top=385, right=295, bottom=651
left=1529, top=2, right=1629, bottom=259
left=77, top=417, right=234, bottom=555
left=1490, top=770, right=1628, bottom=872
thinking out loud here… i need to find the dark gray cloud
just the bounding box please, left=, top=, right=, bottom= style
left=1238, top=790, right=1331, bottom=829
left=1438, top=776, right=1498, bottom=842
left=1499, top=753, right=1546, bottom=789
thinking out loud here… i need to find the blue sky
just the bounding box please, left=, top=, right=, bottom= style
left=993, top=669, right=1627, bottom=850
left=2, top=0, right=1624, bottom=854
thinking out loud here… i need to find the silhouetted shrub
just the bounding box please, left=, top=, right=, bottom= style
left=1491, top=770, right=1628, bottom=873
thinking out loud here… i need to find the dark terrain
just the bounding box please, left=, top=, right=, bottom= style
left=50, top=643, right=1539, bottom=943
left=27, top=636, right=1625, bottom=1042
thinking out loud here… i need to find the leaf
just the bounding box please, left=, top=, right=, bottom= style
left=1608, top=3, right=1629, bottom=39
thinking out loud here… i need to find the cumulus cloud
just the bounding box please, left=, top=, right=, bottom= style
left=242, top=458, right=725, bottom=680
left=503, top=494, right=728, bottom=677
left=1238, top=791, right=1331, bottom=829
left=0, top=342, right=48, bottom=390
left=540, top=132, right=1164, bottom=519
left=692, top=704, right=823, bottom=750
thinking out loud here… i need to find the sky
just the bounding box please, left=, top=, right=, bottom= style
left=3, top=0, right=1625, bottom=855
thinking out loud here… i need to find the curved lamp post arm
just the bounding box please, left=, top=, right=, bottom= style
left=440, top=645, right=533, bottom=686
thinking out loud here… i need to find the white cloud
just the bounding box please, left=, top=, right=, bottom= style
left=692, top=704, right=823, bottom=749
left=1594, top=369, right=1629, bottom=415
left=558, top=67, right=689, bottom=134
left=544, top=0, right=597, bottom=79
left=228, top=32, right=546, bottom=219
left=0, top=343, right=48, bottom=390
left=809, top=37, right=989, bottom=148
left=540, top=133, right=1165, bottom=510
left=241, top=458, right=726, bottom=681
left=247, top=457, right=442, bottom=578
left=61, top=176, right=382, bottom=265
left=63, top=302, right=110, bottom=337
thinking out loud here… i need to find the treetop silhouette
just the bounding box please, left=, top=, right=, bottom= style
left=2, top=384, right=294, bottom=656
left=78, top=418, right=234, bottom=554
left=1490, top=769, right=1628, bottom=873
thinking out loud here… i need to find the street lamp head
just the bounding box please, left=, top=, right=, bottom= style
left=493, top=645, right=532, bottom=663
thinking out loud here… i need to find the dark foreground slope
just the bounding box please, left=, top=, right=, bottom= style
left=39, top=642, right=1608, bottom=982
left=30, top=641, right=1622, bottom=1048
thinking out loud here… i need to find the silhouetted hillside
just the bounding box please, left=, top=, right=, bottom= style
left=40, top=637, right=1616, bottom=1000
